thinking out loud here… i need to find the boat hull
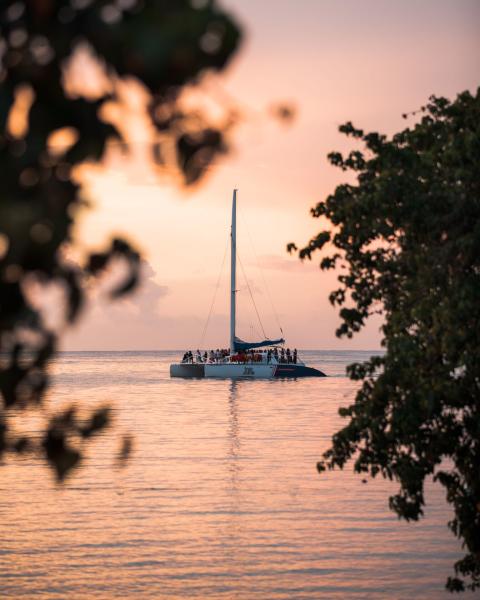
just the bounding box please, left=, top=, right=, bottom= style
left=170, top=363, right=205, bottom=378
left=274, top=364, right=326, bottom=377
left=205, top=363, right=276, bottom=378
left=170, top=363, right=326, bottom=379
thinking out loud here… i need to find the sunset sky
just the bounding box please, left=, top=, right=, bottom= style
left=64, top=0, right=480, bottom=351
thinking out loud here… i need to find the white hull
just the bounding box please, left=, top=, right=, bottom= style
left=169, top=361, right=326, bottom=378
left=205, top=363, right=276, bottom=378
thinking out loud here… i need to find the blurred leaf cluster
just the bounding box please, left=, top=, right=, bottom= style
left=0, top=0, right=241, bottom=480
left=292, top=89, right=480, bottom=591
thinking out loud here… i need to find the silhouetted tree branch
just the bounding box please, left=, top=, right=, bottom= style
left=0, top=0, right=241, bottom=480
left=291, top=89, right=480, bottom=592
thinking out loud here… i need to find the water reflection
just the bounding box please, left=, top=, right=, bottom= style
left=227, top=379, right=241, bottom=487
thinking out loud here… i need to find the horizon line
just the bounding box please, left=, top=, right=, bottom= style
left=59, top=348, right=384, bottom=353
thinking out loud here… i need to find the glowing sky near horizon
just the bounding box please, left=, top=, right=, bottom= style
left=64, top=0, right=480, bottom=351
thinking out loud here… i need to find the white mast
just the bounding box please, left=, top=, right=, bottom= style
left=230, top=189, right=237, bottom=353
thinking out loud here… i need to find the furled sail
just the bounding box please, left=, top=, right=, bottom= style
left=234, top=336, right=285, bottom=352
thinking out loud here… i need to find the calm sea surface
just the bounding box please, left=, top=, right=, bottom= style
left=1, top=351, right=460, bottom=599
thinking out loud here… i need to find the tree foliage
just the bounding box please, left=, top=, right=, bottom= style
left=291, top=89, right=480, bottom=591
left=0, top=0, right=241, bottom=480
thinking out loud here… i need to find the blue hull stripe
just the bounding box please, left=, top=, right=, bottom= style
left=274, top=365, right=326, bottom=377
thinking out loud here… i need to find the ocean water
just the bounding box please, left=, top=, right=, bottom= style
left=0, top=351, right=460, bottom=599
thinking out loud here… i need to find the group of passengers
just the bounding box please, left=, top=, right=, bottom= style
left=181, top=347, right=298, bottom=364
left=181, top=349, right=229, bottom=364
left=231, top=347, right=298, bottom=364
left=270, top=347, right=298, bottom=364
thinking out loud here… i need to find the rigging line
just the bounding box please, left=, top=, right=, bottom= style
left=239, top=275, right=262, bottom=341
left=248, top=321, right=262, bottom=341
left=237, top=250, right=267, bottom=340
left=238, top=207, right=286, bottom=338
left=244, top=300, right=262, bottom=340
left=198, top=234, right=229, bottom=349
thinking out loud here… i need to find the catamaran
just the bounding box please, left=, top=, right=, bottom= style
left=170, top=190, right=326, bottom=378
